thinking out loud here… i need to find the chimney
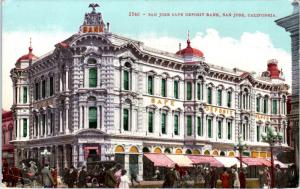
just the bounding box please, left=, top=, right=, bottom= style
left=107, top=22, right=110, bottom=32
left=179, top=43, right=181, bottom=51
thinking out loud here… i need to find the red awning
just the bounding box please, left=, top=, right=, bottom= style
left=144, top=153, right=174, bottom=168
left=187, top=155, right=224, bottom=167
left=239, top=157, right=271, bottom=166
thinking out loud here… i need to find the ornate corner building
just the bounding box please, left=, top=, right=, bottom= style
left=10, top=5, right=291, bottom=178
left=276, top=0, right=300, bottom=170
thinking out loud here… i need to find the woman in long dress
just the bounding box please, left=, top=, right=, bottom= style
left=119, top=169, right=130, bottom=189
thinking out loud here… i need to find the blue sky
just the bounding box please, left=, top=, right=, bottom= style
left=2, top=0, right=294, bottom=110
left=3, top=0, right=292, bottom=52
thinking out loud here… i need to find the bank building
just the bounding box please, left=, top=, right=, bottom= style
left=10, top=5, right=290, bottom=179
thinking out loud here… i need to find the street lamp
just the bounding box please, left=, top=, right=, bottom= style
left=261, top=126, right=283, bottom=188
left=234, top=135, right=248, bottom=169
left=41, top=149, right=51, bottom=166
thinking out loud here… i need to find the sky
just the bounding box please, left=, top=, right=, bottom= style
left=2, top=0, right=294, bottom=110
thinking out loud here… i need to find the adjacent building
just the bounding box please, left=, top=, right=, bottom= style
left=2, top=110, right=14, bottom=167
left=11, top=5, right=290, bottom=178
left=276, top=0, right=300, bottom=170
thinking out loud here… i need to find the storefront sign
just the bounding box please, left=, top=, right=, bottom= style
left=255, top=114, right=271, bottom=122
left=204, top=106, right=234, bottom=116
left=150, top=97, right=175, bottom=107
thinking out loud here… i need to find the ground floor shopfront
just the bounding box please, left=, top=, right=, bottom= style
left=12, top=129, right=290, bottom=180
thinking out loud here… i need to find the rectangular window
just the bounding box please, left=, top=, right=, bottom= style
left=161, top=113, right=166, bottom=134
left=187, top=82, right=192, bottom=100
left=89, top=107, right=97, bottom=128
left=227, top=121, right=232, bottom=140
left=207, top=88, right=212, bottom=104
left=23, top=118, right=27, bottom=137
left=208, top=118, right=212, bottom=138
left=243, top=124, right=246, bottom=141
left=218, top=120, right=222, bottom=139
left=161, top=79, right=166, bottom=97
left=23, top=86, right=27, bottom=104
left=197, top=83, right=201, bottom=100
left=174, top=80, right=179, bottom=99
left=256, top=97, right=261, bottom=112
left=227, top=91, right=232, bottom=108
left=123, top=109, right=129, bottom=131
left=148, top=76, right=153, bottom=95
left=35, top=115, right=38, bottom=136
left=9, top=130, right=12, bottom=141
left=187, top=115, right=192, bottom=136
left=256, top=125, right=260, bottom=142
left=148, top=112, right=153, bottom=133
left=50, top=77, right=54, bottom=96
left=197, top=116, right=202, bottom=136
left=123, top=70, right=129, bottom=90
left=263, top=98, right=268, bottom=114
left=42, top=80, right=46, bottom=98
left=174, top=114, right=179, bottom=135
left=272, top=100, right=278, bottom=114
left=89, top=68, right=97, bottom=88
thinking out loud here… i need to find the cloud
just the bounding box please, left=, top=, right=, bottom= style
left=2, top=29, right=291, bottom=110
left=136, top=28, right=291, bottom=85
left=2, top=31, right=72, bottom=110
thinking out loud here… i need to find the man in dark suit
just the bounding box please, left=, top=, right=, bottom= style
left=77, top=166, right=88, bottom=188
left=41, top=163, right=54, bottom=188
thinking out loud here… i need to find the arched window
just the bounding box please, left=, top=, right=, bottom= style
left=143, top=147, right=150, bottom=153
left=227, top=91, right=232, bottom=108
left=227, top=120, right=232, bottom=140
left=207, top=87, right=212, bottom=104
left=197, top=116, right=203, bottom=136
left=88, top=58, right=97, bottom=64
left=164, top=148, right=171, bottom=154
left=161, top=78, right=167, bottom=97
left=186, top=115, right=192, bottom=136
left=174, top=114, right=179, bottom=135
left=148, top=75, right=154, bottom=95
left=174, top=80, right=179, bottom=99
left=161, top=112, right=167, bottom=134
left=242, top=88, right=250, bottom=110
left=197, top=83, right=201, bottom=100
left=217, top=119, right=222, bottom=139
left=256, top=96, right=261, bottom=112
left=263, top=96, right=269, bottom=114
left=241, top=117, right=249, bottom=141
left=89, top=107, right=97, bottom=128
left=282, top=96, right=287, bottom=115
left=123, top=109, right=129, bottom=131
left=123, top=70, right=129, bottom=90
left=208, top=118, right=212, bottom=138
left=217, top=89, right=222, bottom=106
left=204, top=150, right=210, bottom=156
left=185, top=149, right=192, bottom=154
left=23, top=118, right=28, bottom=137
left=89, top=68, right=97, bottom=88
left=23, top=86, right=28, bottom=104
left=272, top=99, right=278, bottom=115
left=148, top=111, right=154, bottom=133
left=186, top=82, right=192, bottom=100
left=220, top=151, right=225, bottom=156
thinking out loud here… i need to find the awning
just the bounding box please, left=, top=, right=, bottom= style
left=144, top=153, right=174, bottom=168
left=214, top=157, right=247, bottom=168
left=187, top=155, right=223, bottom=167
left=239, top=157, right=270, bottom=166
left=266, top=158, right=288, bottom=168
left=166, top=154, right=193, bottom=167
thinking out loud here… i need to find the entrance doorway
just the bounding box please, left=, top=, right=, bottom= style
left=129, top=154, right=138, bottom=175
left=87, top=149, right=100, bottom=163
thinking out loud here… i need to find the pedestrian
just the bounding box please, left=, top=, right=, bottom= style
left=220, top=168, right=230, bottom=188
left=41, top=163, right=54, bottom=188
left=67, top=165, right=78, bottom=188
left=77, top=166, right=88, bottom=188
left=258, top=167, right=264, bottom=188
left=152, top=167, right=160, bottom=180
left=204, top=167, right=211, bottom=188
left=119, top=169, right=130, bottom=189
left=51, top=167, right=58, bottom=188
left=162, top=167, right=177, bottom=188
left=263, top=167, right=271, bottom=188
left=229, top=166, right=235, bottom=188
left=130, top=166, right=140, bottom=187
left=239, top=168, right=246, bottom=188
left=288, top=164, right=298, bottom=187
left=114, top=164, right=123, bottom=188
left=233, top=168, right=240, bottom=189
left=210, top=167, right=217, bottom=188
left=275, top=165, right=281, bottom=188
left=62, top=167, right=70, bottom=185
left=104, top=165, right=117, bottom=188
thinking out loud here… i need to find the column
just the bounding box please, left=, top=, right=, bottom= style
left=59, top=74, right=62, bottom=92
left=63, top=145, right=68, bottom=168
left=55, top=146, right=60, bottom=174
left=84, top=105, right=88, bottom=129
left=154, top=110, right=159, bottom=135
left=65, top=107, right=69, bottom=134
left=20, top=86, right=23, bottom=104
left=78, top=144, right=84, bottom=166
left=137, top=154, right=143, bottom=181
left=124, top=154, right=129, bottom=173
left=45, top=113, right=48, bottom=138
left=84, top=68, right=88, bottom=88
left=203, top=114, right=207, bottom=138
left=59, top=110, right=63, bottom=133
left=20, top=119, right=23, bottom=139
left=97, top=105, right=100, bottom=129
left=97, top=66, right=100, bottom=88
left=66, top=68, right=69, bottom=91
left=79, top=105, right=83, bottom=129
left=167, top=111, right=172, bottom=136
left=72, top=145, right=78, bottom=168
